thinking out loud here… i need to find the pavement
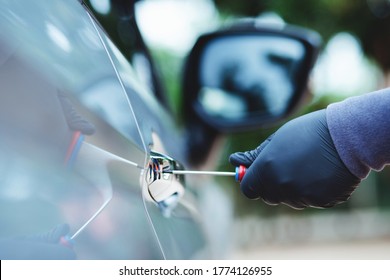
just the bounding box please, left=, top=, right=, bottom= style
left=231, top=238, right=390, bottom=259
left=229, top=208, right=390, bottom=259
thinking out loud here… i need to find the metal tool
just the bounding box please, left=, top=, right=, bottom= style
left=163, top=165, right=247, bottom=182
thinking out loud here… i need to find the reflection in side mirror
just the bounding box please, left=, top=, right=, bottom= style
left=183, top=22, right=321, bottom=131
left=199, top=36, right=305, bottom=119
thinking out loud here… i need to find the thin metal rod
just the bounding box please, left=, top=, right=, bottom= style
left=168, top=170, right=236, bottom=176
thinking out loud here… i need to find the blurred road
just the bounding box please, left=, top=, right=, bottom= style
left=229, top=208, right=390, bottom=259
left=231, top=238, right=390, bottom=259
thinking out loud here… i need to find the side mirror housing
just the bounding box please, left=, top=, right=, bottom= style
left=182, top=20, right=322, bottom=132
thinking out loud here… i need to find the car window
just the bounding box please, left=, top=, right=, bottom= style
left=84, top=0, right=169, bottom=109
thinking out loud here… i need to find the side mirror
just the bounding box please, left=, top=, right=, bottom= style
left=183, top=20, right=322, bottom=132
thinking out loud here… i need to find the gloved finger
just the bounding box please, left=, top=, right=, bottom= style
left=58, top=91, right=96, bottom=135
left=46, top=223, right=71, bottom=243
left=239, top=161, right=283, bottom=204
left=238, top=163, right=263, bottom=199
left=23, top=223, right=71, bottom=244
left=229, top=134, right=274, bottom=167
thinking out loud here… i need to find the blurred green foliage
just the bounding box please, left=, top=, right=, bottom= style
left=151, top=49, right=183, bottom=119
left=214, top=0, right=390, bottom=72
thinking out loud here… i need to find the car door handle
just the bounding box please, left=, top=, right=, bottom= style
left=144, top=151, right=185, bottom=217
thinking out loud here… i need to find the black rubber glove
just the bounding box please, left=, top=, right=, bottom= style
left=229, top=109, right=361, bottom=209
left=0, top=224, right=76, bottom=260
left=58, top=91, right=95, bottom=135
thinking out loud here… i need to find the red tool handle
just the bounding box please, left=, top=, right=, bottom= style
left=235, top=165, right=246, bottom=182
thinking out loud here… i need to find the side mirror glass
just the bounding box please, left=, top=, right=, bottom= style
left=183, top=21, right=321, bottom=131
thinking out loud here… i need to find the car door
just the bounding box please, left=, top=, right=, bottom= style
left=0, top=0, right=207, bottom=260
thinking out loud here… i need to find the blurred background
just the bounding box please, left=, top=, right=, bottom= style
left=132, top=0, right=390, bottom=259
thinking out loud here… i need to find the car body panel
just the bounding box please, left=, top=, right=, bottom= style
left=0, top=0, right=207, bottom=259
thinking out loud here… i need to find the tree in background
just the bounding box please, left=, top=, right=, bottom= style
left=213, top=0, right=390, bottom=83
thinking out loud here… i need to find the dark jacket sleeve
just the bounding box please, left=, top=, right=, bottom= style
left=326, top=88, right=390, bottom=179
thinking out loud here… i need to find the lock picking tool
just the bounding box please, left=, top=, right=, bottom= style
left=162, top=165, right=247, bottom=182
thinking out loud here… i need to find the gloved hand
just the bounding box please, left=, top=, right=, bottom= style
left=229, top=109, right=361, bottom=209
left=58, top=91, right=95, bottom=135
left=0, top=224, right=76, bottom=260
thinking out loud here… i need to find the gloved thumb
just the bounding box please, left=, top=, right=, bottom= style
left=22, top=223, right=71, bottom=244
left=58, top=91, right=96, bottom=135
left=238, top=162, right=270, bottom=200
left=46, top=223, right=71, bottom=244
left=229, top=134, right=274, bottom=167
